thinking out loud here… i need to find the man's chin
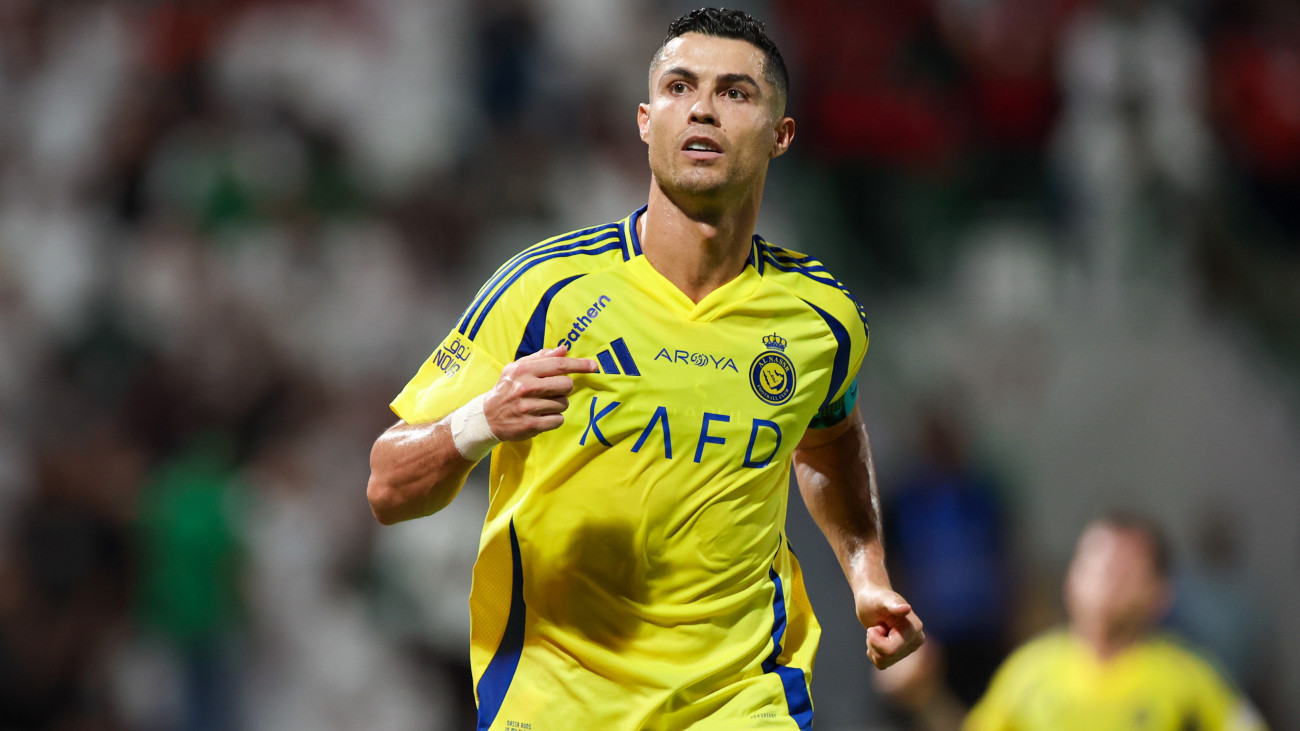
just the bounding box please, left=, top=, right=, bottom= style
left=662, top=173, right=733, bottom=200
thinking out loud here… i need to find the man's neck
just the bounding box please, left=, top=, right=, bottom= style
left=638, top=183, right=761, bottom=304
left=1074, top=621, right=1148, bottom=662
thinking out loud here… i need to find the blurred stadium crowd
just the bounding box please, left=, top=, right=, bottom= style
left=0, top=0, right=1296, bottom=729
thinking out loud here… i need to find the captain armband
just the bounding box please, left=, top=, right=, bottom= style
left=808, top=381, right=858, bottom=429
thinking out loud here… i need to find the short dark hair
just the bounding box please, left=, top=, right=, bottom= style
left=1096, top=510, right=1173, bottom=579
left=651, top=8, right=789, bottom=106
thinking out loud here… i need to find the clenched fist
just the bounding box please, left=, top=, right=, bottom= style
left=856, top=585, right=925, bottom=670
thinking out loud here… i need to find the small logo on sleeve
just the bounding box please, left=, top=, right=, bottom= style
left=750, top=334, right=795, bottom=405
left=595, top=337, right=640, bottom=376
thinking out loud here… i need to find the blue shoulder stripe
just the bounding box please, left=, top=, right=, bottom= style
left=759, top=240, right=869, bottom=334
left=515, top=274, right=585, bottom=360
left=802, top=299, right=851, bottom=411
left=468, top=238, right=623, bottom=340
left=457, top=223, right=620, bottom=334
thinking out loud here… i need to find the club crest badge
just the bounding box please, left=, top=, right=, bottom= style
left=750, top=334, right=796, bottom=405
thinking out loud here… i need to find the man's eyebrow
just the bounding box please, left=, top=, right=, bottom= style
left=659, top=67, right=699, bottom=84
left=717, top=73, right=761, bottom=91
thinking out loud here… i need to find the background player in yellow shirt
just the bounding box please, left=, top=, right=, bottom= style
left=366, top=8, right=924, bottom=729
left=876, top=513, right=1267, bottom=731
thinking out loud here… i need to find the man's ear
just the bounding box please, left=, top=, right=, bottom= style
left=770, top=116, right=795, bottom=159
left=638, top=103, right=651, bottom=143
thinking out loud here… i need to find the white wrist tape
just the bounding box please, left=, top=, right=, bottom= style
left=450, top=393, right=501, bottom=462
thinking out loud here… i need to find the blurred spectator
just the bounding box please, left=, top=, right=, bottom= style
left=474, top=0, right=539, bottom=128
left=1207, top=0, right=1300, bottom=245
left=935, top=0, right=1074, bottom=210
left=778, top=0, right=968, bottom=286
left=884, top=402, right=1012, bottom=707
left=1053, top=0, right=1210, bottom=300
left=0, top=422, right=138, bottom=730
left=1170, top=507, right=1278, bottom=724
left=876, top=513, right=1268, bottom=731
left=133, top=435, right=247, bottom=731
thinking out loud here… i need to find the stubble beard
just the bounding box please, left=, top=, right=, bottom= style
left=652, top=154, right=756, bottom=216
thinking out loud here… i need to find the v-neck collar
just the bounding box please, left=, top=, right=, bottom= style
left=623, top=206, right=764, bottom=321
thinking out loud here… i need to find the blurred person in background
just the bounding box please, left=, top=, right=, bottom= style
left=875, top=512, right=1267, bottom=731
left=1169, top=506, right=1278, bottom=724
left=366, top=7, right=923, bottom=730
left=884, top=401, right=1012, bottom=707
left=1053, top=0, right=1210, bottom=301
left=1207, top=0, right=1300, bottom=246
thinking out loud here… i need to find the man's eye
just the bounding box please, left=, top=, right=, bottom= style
left=670, top=82, right=688, bottom=94
left=726, top=89, right=748, bottom=100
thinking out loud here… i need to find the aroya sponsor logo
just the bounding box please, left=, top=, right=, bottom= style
left=654, top=348, right=739, bottom=373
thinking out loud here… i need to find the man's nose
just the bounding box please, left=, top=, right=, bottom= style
left=689, top=95, right=718, bottom=126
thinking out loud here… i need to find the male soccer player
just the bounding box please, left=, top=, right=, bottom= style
left=367, top=8, right=923, bottom=729
left=875, top=513, right=1267, bottom=731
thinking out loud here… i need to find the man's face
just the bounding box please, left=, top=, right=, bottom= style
left=638, top=33, right=793, bottom=206
left=1064, top=523, right=1170, bottom=636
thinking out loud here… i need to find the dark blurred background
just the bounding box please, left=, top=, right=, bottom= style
left=0, top=0, right=1296, bottom=729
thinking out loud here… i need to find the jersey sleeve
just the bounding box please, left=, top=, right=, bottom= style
left=390, top=330, right=508, bottom=424
left=1184, top=651, right=1269, bottom=731
left=806, top=285, right=868, bottom=430
left=390, top=267, right=540, bottom=424
left=391, top=221, right=629, bottom=423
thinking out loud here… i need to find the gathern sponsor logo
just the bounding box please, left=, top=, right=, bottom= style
left=653, top=349, right=740, bottom=373
left=556, top=295, right=612, bottom=349
left=750, top=334, right=795, bottom=405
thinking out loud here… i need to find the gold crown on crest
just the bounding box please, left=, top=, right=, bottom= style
left=762, top=333, right=788, bottom=352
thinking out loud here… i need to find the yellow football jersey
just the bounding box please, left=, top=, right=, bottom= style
left=391, top=207, right=868, bottom=730
left=965, top=630, right=1267, bottom=731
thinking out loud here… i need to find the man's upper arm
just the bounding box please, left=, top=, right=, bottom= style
left=797, top=404, right=862, bottom=452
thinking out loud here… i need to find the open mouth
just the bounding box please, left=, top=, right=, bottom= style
left=682, top=136, right=723, bottom=159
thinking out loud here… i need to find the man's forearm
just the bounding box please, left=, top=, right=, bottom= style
left=795, top=409, right=924, bottom=670
left=367, top=418, right=477, bottom=524
left=793, top=410, right=891, bottom=593
left=367, top=347, right=597, bottom=526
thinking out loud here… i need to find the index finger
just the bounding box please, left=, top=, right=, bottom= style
left=531, top=356, right=600, bottom=376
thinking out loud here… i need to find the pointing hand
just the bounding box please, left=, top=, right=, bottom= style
left=484, top=346, right=599, bottom=441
